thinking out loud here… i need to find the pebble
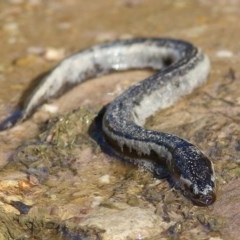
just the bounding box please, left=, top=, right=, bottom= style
left=99, top=174, right=110, bottom=184
left=44, top=47, right=65, bottom=61
left=42, top=104, right=59, bottom=114
left=216, top=50, right=233, bottom=58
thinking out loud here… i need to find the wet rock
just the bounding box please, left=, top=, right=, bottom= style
left=213, top=178, right=240, bottom=240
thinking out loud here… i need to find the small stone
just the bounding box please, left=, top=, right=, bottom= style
left=44, top=47, right=65, bottom=61
left=216, top=50, right=233, bottom=58
left=42, top=104, right=59, bottom=114
left=99, top=174, right=110, bottom=184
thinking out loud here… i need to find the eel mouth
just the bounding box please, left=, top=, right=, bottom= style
left=187, top=191, right=216, bottom=206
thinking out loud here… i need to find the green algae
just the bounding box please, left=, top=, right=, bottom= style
left=10, top=107, right=98, bottom=183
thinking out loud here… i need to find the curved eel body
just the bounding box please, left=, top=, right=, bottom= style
left=1, top=38, right=216, bottom=206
